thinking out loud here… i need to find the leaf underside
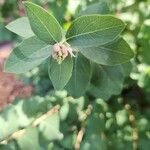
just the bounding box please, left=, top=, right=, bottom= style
left=4, top=36, right=52, bottom=74
left=6, top=17, right=34, bottom=38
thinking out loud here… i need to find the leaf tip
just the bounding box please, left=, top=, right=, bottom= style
left=5, top=24, right=10, bottom=31
left=5, top=22, right=14, bottom=32
left=3, top=59, right=21, bottom=74
left=3, top=66, right=11, bottom=74
left=3, top=61, right=12, bottom=73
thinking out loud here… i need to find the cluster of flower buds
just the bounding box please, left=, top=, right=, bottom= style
left=52, top=43, right=75, bottom=64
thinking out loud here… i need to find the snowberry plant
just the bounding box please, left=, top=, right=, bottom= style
left=5, top=1, right=134, bottom=98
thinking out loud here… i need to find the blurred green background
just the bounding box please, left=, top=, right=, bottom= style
left=0, top=0, right=150, bottom=150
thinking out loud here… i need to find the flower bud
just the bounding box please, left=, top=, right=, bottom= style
left=62, top=47, right=68, bottom=54
left=52, top=42, right=75, bottom=64
left=52, top=51, right=57, bottom=59
left=53, top=43, right=60, bottom=52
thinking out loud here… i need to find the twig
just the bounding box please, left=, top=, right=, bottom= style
left=74, top=105, right=93, bottom=150
left=32, top=105, right=60, bottom=126
left=0, top=105, right=60, bottom=144
left=75, top=128, right=85, bottom=150
left=125, top=104, right=138, bottom=150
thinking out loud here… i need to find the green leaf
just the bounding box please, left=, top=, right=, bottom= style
left=139, top=138, right=150, bottom=150
left=59, top=101, right=69, bottom=121
left=78, top=38, right=134, bottom=65
left=66, top=15, right=125, bottom=47
left=17, top=127, right=40, bottom=150
left=0, top=107, right=19, bottom=140
left=78, top=1, right=110, bottom=16
left=121, top=61, right=132, bottom=77
left=116, top=110, right=128, bottom=126
left=39, top=113, right=63, bottom=141
left=48, top=56, right=73, bottom=90
left=65, top=53, right=92, bottom=98
left=139, top=38, right=150, bottom=64
left=0, top=24, right=13, bottom=42
left=89, top=64, right=126, bottom=99
left=60, top=134, right=77, bottom=149
left=6, top=17, right=34, bottom=38
left=0, top=141, right=17, bottom=150
left=4, top=36, right=52, bottom=74
left=24, top=1, right=62, bottom=44
left=48, top=0, right=68, bottom=24
left=22, top=96, right=49, bottom=118
left=81, top=134, right=107, bottom=150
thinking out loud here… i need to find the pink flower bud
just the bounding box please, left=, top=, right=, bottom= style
left=52, top=42, right=75, bottom=63
left=52, top=51, right=57, bottom=59
left=53, top=43, right=60, bottom=52
left=62, top=47, right=68, bottom=55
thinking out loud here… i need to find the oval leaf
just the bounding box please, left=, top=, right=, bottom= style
left=6, top=17, right=34, bottom=38
left=89, top=63, right=131, bottom=100
left=24, top=1, right=62, bottom=44
left=48, top=56, right=73, bottom=90
left=66, top=15, right=125, bottom=47
left=17, top=127, right=40, bottom=150
left=4, top=36, right=51, bottom=74
left=65, top=53, right=92, bottom=98
left=0, top=107, right=19, bottom=140
left=39, top=113, right=63, bottom=141
left=78, top=38, right=134, bottom=65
